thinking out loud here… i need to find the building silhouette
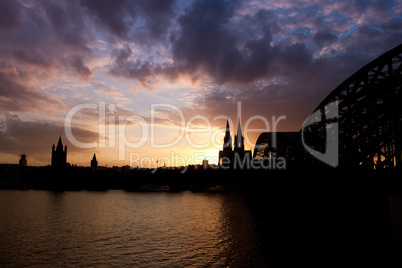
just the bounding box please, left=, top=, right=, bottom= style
left=19, top=154, right=27, bottom=166
left=202, top=158, right=208, bottom=169
left=91, top=153, right=98, bottom=172
left=51, top=136, right=67, bottom=169
left=218, top=118, right=252, bottom=168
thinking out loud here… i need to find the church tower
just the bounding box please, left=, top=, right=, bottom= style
left=19, top=154, right=27, bottom=166
left=51, top=135, right=67, bottom=169
left=91, top=153, right=98, bottom=172
left=223, top=118, right=232, bottom=151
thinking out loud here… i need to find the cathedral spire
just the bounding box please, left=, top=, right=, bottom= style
left=56, top=135, right=63, bottom=151
left=234, top=118, right=244, bottom=151
left=223, top=118, right=232, bottom=151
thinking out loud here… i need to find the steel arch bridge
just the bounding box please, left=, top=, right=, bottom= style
left=254, top=44, right=402, bottom=170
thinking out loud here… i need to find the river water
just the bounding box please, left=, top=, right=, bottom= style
left=1, top=188, right=401, bottom=267
left=0, top=190, right=266, bottom=267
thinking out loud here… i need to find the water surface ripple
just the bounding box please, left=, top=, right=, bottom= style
left=0, top=190, right=265, bottom=267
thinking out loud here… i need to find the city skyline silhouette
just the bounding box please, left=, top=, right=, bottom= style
left=1, top=0, right=402, bottom=167
left=1, top=1, right=402, bottom=267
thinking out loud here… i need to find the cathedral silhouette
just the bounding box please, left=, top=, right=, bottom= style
left=218, top=118, right=252, bottom=168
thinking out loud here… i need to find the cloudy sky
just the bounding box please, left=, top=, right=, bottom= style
left=1, top=0, right=402, bottom=166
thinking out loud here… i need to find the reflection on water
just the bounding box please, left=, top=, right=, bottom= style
left=0, top=190, right=265, bottom=267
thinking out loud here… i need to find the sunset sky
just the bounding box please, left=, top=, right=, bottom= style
left=1, top=0, right=402, bottom=167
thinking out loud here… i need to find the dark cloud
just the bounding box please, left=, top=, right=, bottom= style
left=171, top=0, right=255, bottom=83
left=67, top=55, right=94, bottom=80
left=140, top=0, right=176, bottom=38
left=44, top=1, right=91, bottom=47
left=0, top=0, right=94, bottom=81
left=103, top=0, right=402, bottom=130
left=0, top=0, right=177, bottom=83
left=1, top=0, right=400, bottom=88
left=13, top=48, right=55, bottom=69
left=170, top=0, right=351, bottom=85
left=313, top=32, right=338, bottom=47
left=0, top=63, right=63, bottom=112
left=108, top=45, right=179, bottom=90
left=108, top=46, right=156, bottom=89
left=0, top=0, right=24, bottom=30
left=80, top=0, right=176, bottom=44
left=80, top=0, right=136, bottom=41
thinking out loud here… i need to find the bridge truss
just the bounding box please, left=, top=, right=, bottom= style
left=254, top=44, right=402, bottom=170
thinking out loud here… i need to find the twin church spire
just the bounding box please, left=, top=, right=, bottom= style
left=223, top=118, right=244, bottom=152
left=219, top=117, right=250, bottom=167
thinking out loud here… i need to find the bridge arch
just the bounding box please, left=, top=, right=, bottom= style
left=254, top=44, right=402, bottom=170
